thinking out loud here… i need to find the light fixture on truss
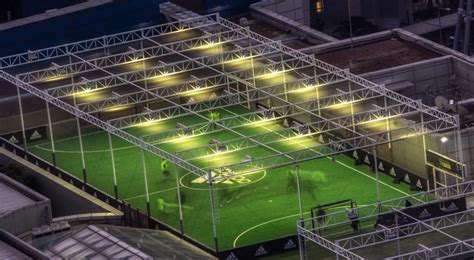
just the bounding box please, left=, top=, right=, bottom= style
left=241, top=155, right=253, bottom=163
left=176, top=123, right=193, bottom=136
left=336, top=89, right=352, bottom=103
left=222, top=90, right=239, bottom=104
left=28, top=50, right=38, bottom=61
left=112, top=91, right=127, bottom=105
left=127, top=46, right=144, bottom=60
left=268, top=62, right=283, bottom=74
left=50, top=62, right=67, bottom=76
left=292, top=121, right=310, bottom=135
left=373, top=104, right=389, bottom=118
left=190, top=75, right=205, bottom=89
left=238, top=48, right=251, bottom=59
left=205, top=33, right=219, bottom=45
left=158, top=60, right=172, bottom=75
left=143, top=107, right=158, bottom=121
left=209, top=139, right=227, bottom=153
left=79, top=76, right=95, bottom=90
left=263, top=108, right=275, bottom=119
left=302, top=73, right=318, bottom=88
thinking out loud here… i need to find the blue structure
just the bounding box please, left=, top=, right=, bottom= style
left=0, top=0, right=164, bottom=57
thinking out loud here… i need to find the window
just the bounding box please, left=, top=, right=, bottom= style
left=315, top=0, right=324, bottom=13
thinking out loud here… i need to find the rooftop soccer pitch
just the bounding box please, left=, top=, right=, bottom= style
left=0, top=13, right=458, bottom=253
left=28, top=104, right=416, bottom=249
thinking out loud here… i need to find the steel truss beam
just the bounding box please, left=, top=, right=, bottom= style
left=68, top=52, right=292, bottom=162
left=0, top=70, right=206, bottom=176
left=216, top=17, right=458, bottom=127
left=43, top=42, right=280, bottom=98
left=173, top=102, right=424, bottom=161
left=387, top=238, right=474, bottom=259
left=297, top=225, right=364, bottom=260
left=299, top=181, right=474, bottom=234
left=0, top=14, right=219, bottom=69
left=335, top=209, right=474, bottom=251
left=17, top=26, right=252, bottom=83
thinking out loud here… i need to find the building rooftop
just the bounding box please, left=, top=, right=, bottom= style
left=0, top=240, right=32, bottom=259
left=314, top=39, right=440, bottom=75
left=0, top=180, right=36, bottom=215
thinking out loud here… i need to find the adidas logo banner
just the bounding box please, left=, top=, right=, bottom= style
left=30, top=130, right=42, bottom=140
left=418, top=208, right=431, bottom=219
left=226, top=252, right=238, bottom=260
left=284, top=239, right=297, bottom=250
left=254, top=246, right=267, bottom=256
left=3, top=126, right=49, bottom=143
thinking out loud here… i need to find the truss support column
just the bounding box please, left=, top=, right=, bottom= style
left=73, top=95, right=87, bottom=183
left=247, top=28, right=257, bottom=110
left=348, top=74, right=355, bottom=133
left=139, top=139, right=151, bottom=217
left=373, top=146, right=381, bottom=204
left=295, top=164, right=304, bottom=218
left=207, top=170, right=219, bottom=252
left=279, top=42, right=289, bottom=103
left=174, top=155, right=185, bottom=234
left=16, top=86, right=27, bottom=151
left=313, top=66, right=321, bottom=117
left=298, top=225, right=306, bottom=260
left=107, top=131, right=118, bottom=199
left=45, top=101, right=56, bottom=166
left=455, top=115, right=467, bottom=180
left=463, top=0, right=472, bottom=54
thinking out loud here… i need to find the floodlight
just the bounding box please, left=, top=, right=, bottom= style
left=80, top=76, right=95, bottom=89
left=268, top=62, right=282, bottom=73
left=263, top=109, right=274, bottom=119
left=336, top=89, right=351, bottom=103
left=127, top=46, right=144, bottom=60
left=223, top=90, right=238, bottom=104
left=190, top=75, right=205, bottom=89
left=440, top=136, right=449, bottom=143
left=177, top=123, right=192, bottom=136
left=112, top=91, right=127, bottom=105
left=158, top=61, right=172, bottom=75
left=50, top=62, right=67, bottom=75
left=242, top=155, right=253, bottom=162
left=238, top=48, right=251, bottom=58
left=373, top=104, right=389, bottom=117
left=302, top=74, right=318, bottom=87
left=28, top=50, right=38, bottom=61
left=293, top=121, right=310, bottom=135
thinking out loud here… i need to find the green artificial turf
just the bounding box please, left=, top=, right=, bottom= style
left=28, top=105, right=415, bottom=250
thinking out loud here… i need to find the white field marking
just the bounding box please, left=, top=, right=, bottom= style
left=178, top=169, right=267, bottom=191
left=232, top=205, right=374, bottom=248
left=123, top=186, right=178, bottom=201
left=222, top=108, right=412, bottom=198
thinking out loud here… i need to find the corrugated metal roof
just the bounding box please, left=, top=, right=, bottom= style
left=44, top=225, right=152, bottom=259
left=0, top=182, right=36, bottom=215
left=0, top=241, right=32, bottom=259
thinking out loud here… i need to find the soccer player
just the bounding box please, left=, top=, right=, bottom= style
left=286, top=170, right=296, bottom=192
left=161, top=159, right=171, bottom=180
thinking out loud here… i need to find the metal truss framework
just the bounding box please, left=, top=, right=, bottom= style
left=297, top=180, right=474, bottom=259
left=0, top=13, right=459, bottom=178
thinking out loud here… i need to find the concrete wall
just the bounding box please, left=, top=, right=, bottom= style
left=0, top=173, right=51, bottom=235
left=0, top=153, right=109, bottom=218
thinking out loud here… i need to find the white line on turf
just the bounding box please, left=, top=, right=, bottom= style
left=221, top=108, right=412, bottom=198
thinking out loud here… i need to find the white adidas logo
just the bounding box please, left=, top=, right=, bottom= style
left=226, top=252, right=238, bottom=260
left=30, top=130, right=42, bottom=140
left=9, top=135, right=18, bottom=144
left=379, top=162, right=384, bottom=171
left=254, top=246, right=267, bottom=256
left=364, top=155, right=371, bottom=164
left=404, top=174, right=410, bottom=183
left=419, top=209, right=431, bottom=219
left=445, top=202, right=458, bottom=212
left=284, top=239, right=296, bottom=250
left=416, top=179, right=423, bottom=189
left=389, top=167, right=396, bottom=176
